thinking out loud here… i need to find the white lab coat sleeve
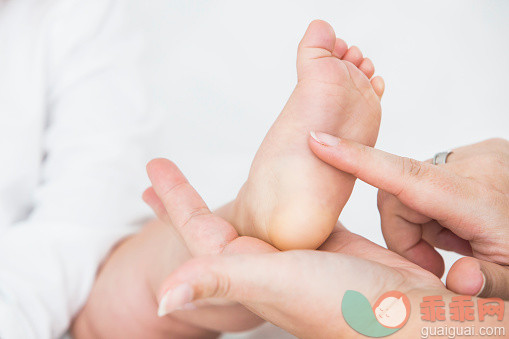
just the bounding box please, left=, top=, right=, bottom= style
left=0, top=0, right=154, bottom=337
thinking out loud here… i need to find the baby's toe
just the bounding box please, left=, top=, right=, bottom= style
left=371, top=76, right=385, bottom=99
left=342, top=46, right=363, bottom=67
left=332, top=38, right=348, bottom=59
left=359, top=58, right=375, bottom=79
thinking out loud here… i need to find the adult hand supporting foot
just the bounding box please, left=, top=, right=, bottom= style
left=309, top=133, right=509, bottom=299
left=71, top=159, right=273, bottom=338
left=143, top=158, right=498, bottom=338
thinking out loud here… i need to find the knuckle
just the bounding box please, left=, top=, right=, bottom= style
left=187, top=206, right=210, bottom=220
left=161, top=180, right=188, bottom=201
left=187, top=257, right=232, bottom=299
left=484, top=137, right=509, bottom=149
left=377, top=190, right=400, bottom=219
left=180, top=207, right=210, bottom=227
left=400, top=157, right=427, bottom=179
left=176, top=208, right=211, bottom=235
left=210, top=271, right=232, bottom=299
left=377, top=189, right=391, bottom=210
left=377, top=189, right=400, bottom=209
left=393, top=157, right=429, bottom=190
left=482, top=153, right=505, bottom=170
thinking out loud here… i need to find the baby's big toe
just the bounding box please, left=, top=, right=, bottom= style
left=297, top=20, right=337, bottom=63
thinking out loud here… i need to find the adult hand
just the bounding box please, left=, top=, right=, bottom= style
left=145, top=159, right=453, bottom=338
left=309, top=134, right=509, bottom=299
left=72, top=159, right=272, bottom=338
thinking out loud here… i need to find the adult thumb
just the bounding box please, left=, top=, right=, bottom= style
left=156, top=249, right=279, bottom=317
left=447, top=257, right=509, bottom=300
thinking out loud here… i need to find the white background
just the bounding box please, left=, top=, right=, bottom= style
left=127, top=1, right=508, bottom=337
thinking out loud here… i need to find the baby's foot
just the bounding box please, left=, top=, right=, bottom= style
left=233, top=20, right=384, bottom=250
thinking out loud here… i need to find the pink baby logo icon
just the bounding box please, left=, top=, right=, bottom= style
left=373, top=291, right=411, bottom=329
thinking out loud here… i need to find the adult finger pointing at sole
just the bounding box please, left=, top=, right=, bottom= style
left=309, top=132, right=509, bottom=299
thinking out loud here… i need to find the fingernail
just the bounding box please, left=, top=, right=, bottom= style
left=475, top=272, right=486, bottom=297
left=157, top=283, right=194, bottom=317
left=310, top=131, right=340, bottom=146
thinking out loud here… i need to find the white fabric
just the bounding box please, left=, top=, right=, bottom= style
left=0, top=0, right=153, bottom=337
